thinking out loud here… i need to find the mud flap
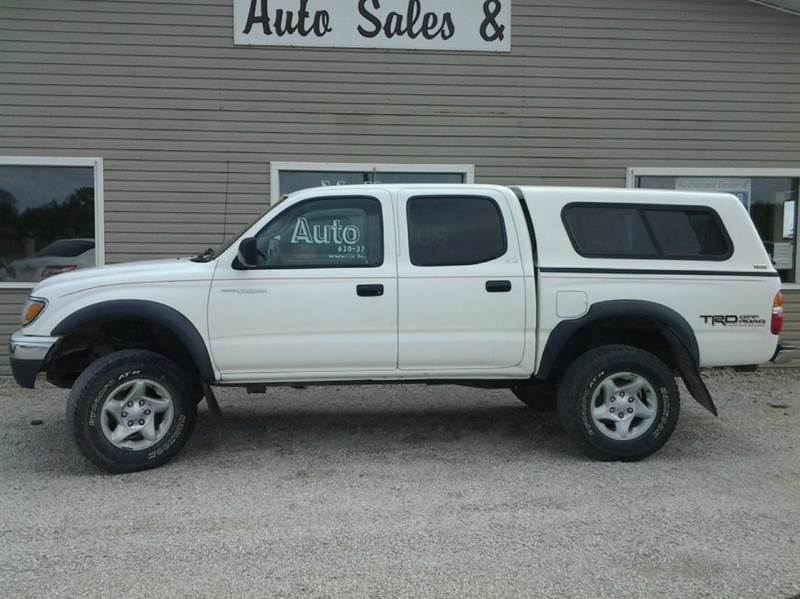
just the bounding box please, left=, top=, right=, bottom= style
left=662, top=328, right=718, bottom=417
left=202, top=382, right=225, bottom=434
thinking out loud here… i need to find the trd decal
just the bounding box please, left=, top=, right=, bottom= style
left=700, top=314, right=766, bottom=327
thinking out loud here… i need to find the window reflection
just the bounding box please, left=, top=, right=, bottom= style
left=0, top=165, right=95, bottom=283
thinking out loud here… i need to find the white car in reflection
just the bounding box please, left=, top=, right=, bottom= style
left=8, top=238, right=95, bottom=282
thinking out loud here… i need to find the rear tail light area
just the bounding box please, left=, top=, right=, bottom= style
left=771, top=292, right=784, bottom=335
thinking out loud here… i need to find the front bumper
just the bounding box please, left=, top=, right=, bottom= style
left=771, top=343, right=795, bottom=366
left=8, top=330, right=59, bottom=388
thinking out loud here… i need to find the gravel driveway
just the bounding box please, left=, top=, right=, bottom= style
left=0, top=371, right=798, bottom=598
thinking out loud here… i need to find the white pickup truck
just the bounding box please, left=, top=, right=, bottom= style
left=9, top=184, right=793, bottom=473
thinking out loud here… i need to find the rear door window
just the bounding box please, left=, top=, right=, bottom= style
left=407, top=196, right=507, bottom=266
left=562, top=203, right=732, bottom=260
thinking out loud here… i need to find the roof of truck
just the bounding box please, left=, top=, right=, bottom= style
left=290, top=183, right=742, bottom=203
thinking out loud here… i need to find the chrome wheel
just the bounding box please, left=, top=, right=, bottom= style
left=590, top=372, right=658, bottom=441
left=100, top=379, right=174, bottom=450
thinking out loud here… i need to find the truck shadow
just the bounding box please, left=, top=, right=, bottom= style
left=186, top=402, right=570, bottom=461
left=11, top=392, right=732, bottom=476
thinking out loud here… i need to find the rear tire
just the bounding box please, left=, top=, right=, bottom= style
left=557, top=345, right=680, bottom=461
left=511, top=385, right=558, bottom=412
left=67, top=349, right=197, bottom=474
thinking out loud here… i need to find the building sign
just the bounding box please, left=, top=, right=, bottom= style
left=234, top=0, right=511, bottom=52
left=675, top=177, right=751, bottom=210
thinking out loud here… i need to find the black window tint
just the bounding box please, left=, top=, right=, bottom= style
left=563, top=206, right=657, bottom=257
left=644, top=209, right=729, bottom=257
left=407, top=196, right=506, bottom=266
left=253, top=196, right=382, bottom=268
left=563, top=203, right=732, bottom=260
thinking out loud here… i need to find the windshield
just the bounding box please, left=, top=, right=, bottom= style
left=34, top=239, right=94, bottom=258
left=192, top=203, right=281, bottom=262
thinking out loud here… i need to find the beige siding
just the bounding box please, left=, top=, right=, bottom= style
left=779, top=289, right=800, bottom=352
left=2, top=0, right=800, bottom=374
left=0, top=291, right=26, bottom=376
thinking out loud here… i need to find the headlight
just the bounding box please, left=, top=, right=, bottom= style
left=21, top=297, right=47, bottom=326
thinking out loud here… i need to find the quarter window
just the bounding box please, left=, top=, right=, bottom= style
left=562, top=206, right=658, bottom=258
left=252, top=196, right=383, bottom=268
left=562, top=204, right=731, bottom=260
left=407, top=196, right=507, bottom=266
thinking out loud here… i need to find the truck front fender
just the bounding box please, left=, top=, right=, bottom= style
left=50, top=299, right=215, bottom=383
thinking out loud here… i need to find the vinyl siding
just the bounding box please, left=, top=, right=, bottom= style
left=1, top=291, right=26, bottom=377
left=2, top=0, right=800, bottom=375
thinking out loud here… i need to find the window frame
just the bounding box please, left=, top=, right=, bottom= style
left=270, top=161, right=475, bottom=205
left=406, top=194, right=509, bottom=267
left=0, top=156, right=105, bottom=290
left=561, top=202, right=734, bottom=261
left=233, top=194, right=385, bottom=270
left=627, top=167, right=800, bottom=285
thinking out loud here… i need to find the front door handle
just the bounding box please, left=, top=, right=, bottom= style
left=486, top=280, right=512, bottom=293
left=357, top=284, right=384, bottom=297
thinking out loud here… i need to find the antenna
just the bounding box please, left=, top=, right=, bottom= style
left=222, top=160, right=231, bottom=243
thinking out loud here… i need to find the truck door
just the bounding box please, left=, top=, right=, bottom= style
left=397, top=189, right=526, bottom=370
left=207, top=191, right=397, bottom=378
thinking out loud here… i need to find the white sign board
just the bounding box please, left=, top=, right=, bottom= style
left=675, top=177, right=752, bottom=210
left=772, top=242, right=794, bottom=269
left=234, top=0, right=511, bottom=52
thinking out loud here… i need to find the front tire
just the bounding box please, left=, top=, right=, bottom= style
left=557, top=345, right=680, bottom=461
left=67, top=349, right=197, bottom=473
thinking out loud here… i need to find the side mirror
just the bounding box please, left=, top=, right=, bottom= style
left=237, top=237, right=259, bottom=267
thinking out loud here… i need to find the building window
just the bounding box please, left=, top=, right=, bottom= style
left=562, top=204, right=731, bottom=260
left=407, top=195, right=507, bottom=266
left=629, top=170, right=799, bottom=282
left=0, top=158, right=104, bottom=286
left=271, top=162, right=474, bottom=202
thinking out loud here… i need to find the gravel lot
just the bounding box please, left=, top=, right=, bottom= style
left=0, top=371, right=798, bottom=598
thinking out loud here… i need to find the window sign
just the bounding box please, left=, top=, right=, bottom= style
left=675, top=177, right=752, bottom=210
left=234, top=0, right=511, bottom=52
left=783, top=200, right=796, bottom=239
left=253, top=197, right=383, bottom=268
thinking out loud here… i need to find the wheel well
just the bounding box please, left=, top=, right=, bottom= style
left=545, top=317, right=679, bottom=383
left=45, top=317, right=200, bottom=389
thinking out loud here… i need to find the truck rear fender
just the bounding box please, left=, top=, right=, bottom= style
left=538, top=300, right=717, bottom=416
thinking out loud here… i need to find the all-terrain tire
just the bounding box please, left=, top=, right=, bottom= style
left=557, top=345, right=680, bottom=461
left=67, top=349, right=197, bottom=474
left=511, top=385, right=558, bottom=412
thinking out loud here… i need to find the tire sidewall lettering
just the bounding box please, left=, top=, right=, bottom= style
left=580, top=369, right=607, bottom=437
left=147, top=413, right=187, bottom=461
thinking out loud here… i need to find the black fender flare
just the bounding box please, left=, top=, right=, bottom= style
left=537, top=299, right=700, bottom=380
left=50, top=299, right=215, bottom=382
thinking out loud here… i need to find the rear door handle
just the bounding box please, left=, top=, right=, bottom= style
left=486, top=280, right=512, bottom=293
left=357, top=284, right=384, bottom=297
